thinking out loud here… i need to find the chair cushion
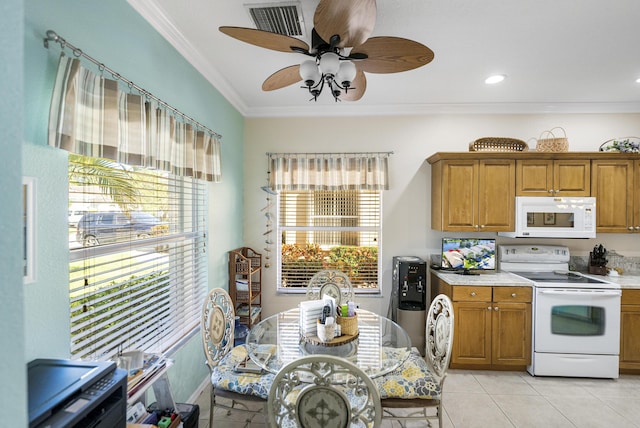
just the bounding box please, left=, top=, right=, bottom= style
left=210, top=345, right=274, bottom=399
left=374, top=348, right=441, bottom=400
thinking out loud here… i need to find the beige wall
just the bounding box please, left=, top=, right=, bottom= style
left=244, top=113, right=640, bottom=316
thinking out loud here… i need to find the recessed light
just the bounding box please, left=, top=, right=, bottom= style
left=485, top=74, right=506, bottom=84
left=636, top=77, right=640, bottom=83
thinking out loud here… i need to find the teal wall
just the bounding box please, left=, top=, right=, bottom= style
left=1, top=0, right=26, bottom=425
left=19, top=0, right=246, bottom=411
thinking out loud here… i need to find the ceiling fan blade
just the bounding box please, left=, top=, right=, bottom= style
left=219, top=26, right=309, bottom=53
left=262, top=65, right=302, bottom=91
left=352, top=36, right=435, bottom=74
left=341, top=68, right=367, bottom=101
left=313, top=0, right=376, bottom=48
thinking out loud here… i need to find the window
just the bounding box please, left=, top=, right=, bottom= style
left=68, top=154, right=207, bottom=360
left=277, top=189, right=381, bottom=292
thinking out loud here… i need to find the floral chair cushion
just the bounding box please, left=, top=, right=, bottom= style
left=210, top=344, right=275, bottom=399
left=374, top=347, right=441, bottom=400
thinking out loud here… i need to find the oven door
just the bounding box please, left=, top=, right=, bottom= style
left=534, top=288, right=621, bottom=355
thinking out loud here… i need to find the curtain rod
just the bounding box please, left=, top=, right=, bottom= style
left=266, top=151, right=394, bottom=156
left=43, top=29, right=222, bottom=141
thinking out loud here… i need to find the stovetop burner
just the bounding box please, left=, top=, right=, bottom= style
left=500, top=245, right=621, bottom=289
left=511, top=271, right=615, bottom=288
left=510, top=271, right=611, bottom=284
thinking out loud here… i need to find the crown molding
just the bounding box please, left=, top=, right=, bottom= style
left=244, top=102, right=640, bottom=118
left=127, top=0, right=249, bottom=115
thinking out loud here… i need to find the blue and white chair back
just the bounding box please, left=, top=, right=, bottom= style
left=268, top=354, right=381, bottom=428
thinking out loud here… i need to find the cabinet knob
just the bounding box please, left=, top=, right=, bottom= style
left=629, top=226, right=635, bottom=230
left=474, top=224, right=479, bottom=229
left=471, top=291, right=476, bottom=297
left=494, top=306, right=499, bottom=311
left=511, top=293, right=517, bottom=298
left=635, top=226, right=640, bottom=230
left=548, top=189, right=554, bottom=193
left=487, top=306, right=492, bottom=311
left=480, top=225, right=485, bottom=229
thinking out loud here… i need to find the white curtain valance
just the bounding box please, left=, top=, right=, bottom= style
left=48, top=55, right=222, bottom=182
left=268, top=152, right=391, bottom=191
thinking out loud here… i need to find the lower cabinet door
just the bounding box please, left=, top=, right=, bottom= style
left=491, top=302, right=531, bottom=365
left=452, top=302, right=492, bottom=366
left=620, top=304, right=640, bottom=370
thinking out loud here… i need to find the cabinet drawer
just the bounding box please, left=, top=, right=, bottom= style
left=452, top=286, right=492, bottom=302
left=493, top=286, right=532, bottom=303
left=622, top=289, right=640, bottom=305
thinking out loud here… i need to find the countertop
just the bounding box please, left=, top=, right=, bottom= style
left=432, top=271, right=532, bottom=286
left=431, top=270, right=640, bottom=289
left=606, top=275, right=640, bottom=289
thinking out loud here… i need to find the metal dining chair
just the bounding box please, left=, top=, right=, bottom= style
left=377, top=294, right=454, bottom=427
left=201, top=288, right=274, bottom=427
left=268, top=354, right=382, bottom=428
left=305, top=269, right=355, bottom=306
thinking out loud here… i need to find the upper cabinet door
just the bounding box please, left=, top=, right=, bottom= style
left=439, top=160, right=479, bottom=230
left=591, top=159, right=636, bottom=233
left=433, top=159, right=514, bottom=231
left=478, top=160, right=515, bottom=231
left=516, top=159, right=553, bottom=196
left=553, top=160, right=591, bottom=195
left=635, top=160, right=640, bottom=232
left=516, top=159, right=590, bottom=196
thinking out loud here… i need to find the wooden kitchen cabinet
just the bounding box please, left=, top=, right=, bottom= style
left=591, top=159, right=640, bottom=233
left=428, top=152, right=640, bottom=234
left=620, top=289, right=640, bottom=372
left=516, top=159, right=590, bottom=196
left=449, top=285, right=531, bottom=369
left=429, top=271, right=451, bottom=303
left=431, top=159, right=515, bottom=231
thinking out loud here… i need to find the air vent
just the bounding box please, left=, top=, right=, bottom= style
left=246, top=2, right=305, bottom=37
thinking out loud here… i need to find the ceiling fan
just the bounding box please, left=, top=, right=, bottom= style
left=219, top=0, right=434, bottom=102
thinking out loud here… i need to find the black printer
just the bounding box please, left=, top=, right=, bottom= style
left=28, top=358, right=127, bottom=428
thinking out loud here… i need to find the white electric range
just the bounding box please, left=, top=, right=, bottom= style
left=500, top=245, right=621, bottom=379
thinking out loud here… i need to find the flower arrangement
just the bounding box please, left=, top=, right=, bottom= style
left=599, top=137, right=640, bottom=153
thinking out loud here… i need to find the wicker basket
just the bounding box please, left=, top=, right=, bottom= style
left=536, top=127, right=569, bottom=152
left=599, top=137, right=640, bottom=153
left=469, top=137, right=528, bottom=152
left=337, top=314, right=358, bottom=336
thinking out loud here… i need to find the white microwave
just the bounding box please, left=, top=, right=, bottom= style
left=499, top=196, right=596, bottom=238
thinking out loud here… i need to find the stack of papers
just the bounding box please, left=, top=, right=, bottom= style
left=126, top=353, right=167, bottom=397
left=299, top=300, right=325, bottom=336
left=236, top=279, right=249, bottom=291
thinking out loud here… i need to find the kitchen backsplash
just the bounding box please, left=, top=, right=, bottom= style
left=570, top=251, right=640, bottom=275
left=429, top=251, right=640, bottom=275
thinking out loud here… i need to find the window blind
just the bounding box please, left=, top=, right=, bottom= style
left=278, top=190, right=380, bottom=291
left=68, top=154, right=207, bottom=360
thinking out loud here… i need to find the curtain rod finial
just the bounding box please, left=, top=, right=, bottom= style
left=44, top=30, right=60, bottom=48
left=46, top=30, right=58, bottom=40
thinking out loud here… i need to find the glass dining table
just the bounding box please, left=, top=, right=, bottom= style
left=244, top=307, right=413, bottom=378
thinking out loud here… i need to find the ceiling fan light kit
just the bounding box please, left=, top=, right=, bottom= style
left=220, top=0, right=434, bottom=102
left=299, top=53, right=359, bottom=102
left=300, top=60, right=321, bottom=86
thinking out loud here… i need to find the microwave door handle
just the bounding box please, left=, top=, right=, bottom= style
left=538, top=289, right=621, bottom=297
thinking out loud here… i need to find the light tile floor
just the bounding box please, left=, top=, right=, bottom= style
left=195, top=370, right=640, bottom=427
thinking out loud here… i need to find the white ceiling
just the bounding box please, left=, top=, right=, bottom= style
left=129, top=0, right=640, bottom=118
